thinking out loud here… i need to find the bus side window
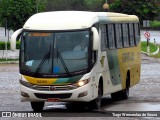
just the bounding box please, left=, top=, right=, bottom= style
left=134, top=23, right=140, bottom=45
left=115, top=24, right=122, bottom=48
left=100, top=24, right=108, bottom=51
left=122, top=23, right=129, bottom=47
left=129, top=23, right=135, bottom=47
left=107, top=24, right=115, bottom=49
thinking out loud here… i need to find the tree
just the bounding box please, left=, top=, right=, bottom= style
left=45, top=0, right=85, bottom=11
left=109, top=0, right=160, bottom=22
left=45, top=0, right=105, bottom=12
left=84, top=0, right=105, bottom=11
left=0, top=0, right=46, bottom=31
left=35, top=0, right=47, bottom=13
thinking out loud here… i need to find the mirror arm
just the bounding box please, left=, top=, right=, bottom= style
left=10, top=28, right=23, bottom=51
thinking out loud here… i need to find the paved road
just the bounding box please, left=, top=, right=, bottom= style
left=0, top=59, right=160, bottom=119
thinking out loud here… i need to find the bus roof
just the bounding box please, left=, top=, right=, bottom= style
left=23, top=11, right=139, bottom=30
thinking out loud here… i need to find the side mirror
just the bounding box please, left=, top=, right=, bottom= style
left=91, top=27, right=99, bottom=51
left=10, top=28, right=23, bottom=51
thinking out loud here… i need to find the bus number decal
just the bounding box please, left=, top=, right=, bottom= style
left=37, top=80, right=47, bottom=84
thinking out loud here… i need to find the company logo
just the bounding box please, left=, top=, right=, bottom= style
left=2, top=112, right=11, bottom=117
left=50, top=86, right=55, bottom=91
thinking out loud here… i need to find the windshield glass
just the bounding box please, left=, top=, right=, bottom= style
left=20, top=30, right=90, bottom=77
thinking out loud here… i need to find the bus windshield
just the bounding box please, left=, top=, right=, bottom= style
left=20, top=30, right=90, bottom=77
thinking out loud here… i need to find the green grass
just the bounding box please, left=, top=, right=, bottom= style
left=150, top=45, right=160, bottom=58
left=141, top=41, right=158, bottom=53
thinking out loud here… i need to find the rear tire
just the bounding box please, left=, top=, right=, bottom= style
left=120, top=86, right=129, bottom=100
left=89, top=83, right=102, bottom=110
left=31, top=102, right=44, bottom=111
left=120, top=76, right=129, bottom=100
left=111, top=73, right=130, bottom=100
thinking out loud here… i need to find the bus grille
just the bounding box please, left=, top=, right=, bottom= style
left=20, top=80, right=77, bottom=91
left=34, top=93, right=72, bottom=99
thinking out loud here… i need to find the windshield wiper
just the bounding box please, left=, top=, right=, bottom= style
left=56, top=46, right=71, bottom=77
left=34, top=45, right=51, bottom=76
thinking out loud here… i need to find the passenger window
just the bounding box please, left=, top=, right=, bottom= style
left=107, top=24, right=115, bottom=49
left=122, top=24, right=129, bottom=47
left=100, top=25, right=108, bottom=50
left=134, top=23, right=140, bottom=45
left=115, top=24, right=122, bottom=48
left=129, top=23, right=135, bottom=46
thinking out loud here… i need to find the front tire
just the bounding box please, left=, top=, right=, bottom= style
left=90, top=83, right=102, bottom=110
left=31, top=102, right=44, bottom=111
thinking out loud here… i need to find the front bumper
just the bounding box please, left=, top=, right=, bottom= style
left=20, top=81, right=93, bottom=102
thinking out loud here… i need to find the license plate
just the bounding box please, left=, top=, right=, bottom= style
left=47, top=98, right=60, bottom=102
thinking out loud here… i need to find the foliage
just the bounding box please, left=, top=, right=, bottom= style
left=0, top=59, right=19, bottom=62
left=0, top=41, right=20, bottom=50
left=0, top=0, right=47, bottom=31
left=0, top=42, right=10, bottom=50
left=46, top=0, right=81, bottom=11
left=110, top=0, right=160, bottom=22
left=150, top=21, right=160, bottom=28
left=36, top=0, right=47, bottom=13
left=84, top=0, right=105, bottom=11
left=45, top=0, right=105, bottom=11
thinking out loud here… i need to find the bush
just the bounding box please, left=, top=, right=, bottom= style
left=16, top=41, right=20, bottom=49
left=150, top=21, right=160, bottom=28
left=0, top=41, right=20, bottom=50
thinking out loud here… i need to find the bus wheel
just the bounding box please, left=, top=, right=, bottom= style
left=31, top=102, right=44, bottom=111
left=111, top=73, right=130, bottom=101
left=90, top=83, right=102, bottom=109
left=120, top=86, right=129, bottom=100
left=120, top=83, right=129, bottom=100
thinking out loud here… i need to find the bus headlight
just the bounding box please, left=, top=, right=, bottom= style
left=75, top=79, right=90, bottom=87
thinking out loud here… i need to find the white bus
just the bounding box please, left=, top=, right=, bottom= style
left=11, top=11, right=141, bottom=111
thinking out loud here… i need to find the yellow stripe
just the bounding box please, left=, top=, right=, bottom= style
left=23, top=75, right=57, bottom=85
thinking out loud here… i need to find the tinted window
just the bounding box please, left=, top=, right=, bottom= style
left=107, top=24, right=115, bottom=49
left=115, top=24, right=122, bottom=48
left=122, top=24, right=129, bottom=47
left=101, top=25, right=107, bottom=50
left=134, top=23, right=140, bottom=45
left=129, top=23, right=135, bottom=46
